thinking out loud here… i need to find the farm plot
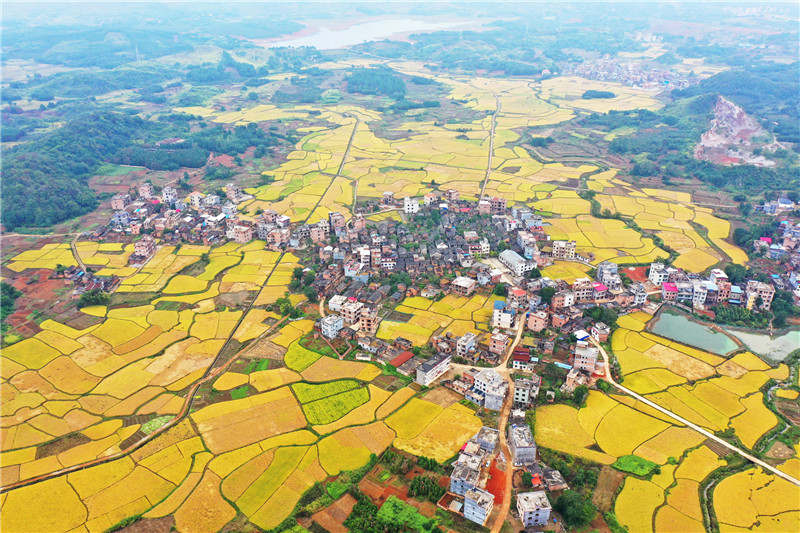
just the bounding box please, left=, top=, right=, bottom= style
left=301, top=387, right=370, bottom=425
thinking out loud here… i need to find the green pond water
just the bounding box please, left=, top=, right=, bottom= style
left=649, top=310, right=738, bottom=355
left=723, top=327, right=800, bottom=361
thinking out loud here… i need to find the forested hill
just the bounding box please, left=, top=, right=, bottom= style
left=1, top=109, right=295, bottom=231
left=2, top=111, right=150, bottom=230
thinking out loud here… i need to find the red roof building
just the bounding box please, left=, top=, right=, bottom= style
left=389, top=350, right=415, bottom=368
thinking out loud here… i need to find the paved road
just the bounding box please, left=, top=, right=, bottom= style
left=591, top=338, right=800, bottom=487
left=479, top=96, right=500, bottom=202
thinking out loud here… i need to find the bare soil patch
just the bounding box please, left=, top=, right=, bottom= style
left=592, top=466, right=624, bottom=511
left=311, top=494, right=356, bottom=533
left=423, top=387, right=461, bottom=408
left=765, top=440, right=795, bottom=461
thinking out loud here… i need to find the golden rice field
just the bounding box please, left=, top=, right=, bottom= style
left=0, top=60, right=760, bottom=533
left=549, top=312, right=800, bottom=533
left=1, top=238, right=483, bottom=533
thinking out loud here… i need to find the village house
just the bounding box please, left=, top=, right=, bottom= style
left=508, top=424, right=537, bottom=466
left=134, top=235, right=156, bottom=258
left=110, top=193, right=130, bottom=211
left=526, top=310, right=549, bottom=332
left=513, top=376, right=540, bottom=406
left=464, top=488, right=494, bottom=526
left=489, top=331, right=510, bottom=356
left=451, top=276, right=478, bottom=296
left=319, top=314, right=344, bottom=339
left=551, top=240, right=576, bottom=260
left=517, top=491, right=552, bottom=528
left=416, top=353, right=452, bottom=386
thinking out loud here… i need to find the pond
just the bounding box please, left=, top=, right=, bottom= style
left=723, top=327, right=800, bottom=361
left=649, top=309, right=738, bottom=355
left=268, top=18, right=479, bottom=50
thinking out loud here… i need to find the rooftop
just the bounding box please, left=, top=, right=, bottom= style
left=509, top=424, right=536, bottom=448
left=517, top=491, right=551, bottom=512
left=465, top=488, right=494, bottom=509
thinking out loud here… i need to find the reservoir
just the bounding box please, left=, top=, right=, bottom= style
left=268, top=18, right=479, bottom=49
left=649, top=309, right=738, bottom=355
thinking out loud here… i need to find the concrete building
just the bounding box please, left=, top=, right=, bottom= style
left=110, top=193, right=130, bottom=211
left=649, top=262, right=668, bottom=285
left=161, top=186, right=177, bottom=204
left=457, top=332, right=477, bottom=358
left=403, top=196, right=420, bottom=214
left=508, top=424, right=537, bottom=466
left=745, top=280, right=775, bottom=310
left=341, top=300, right=364, bottom=324
left=631, top=283, right=648, bottom=306
left=489, top=331, right=510, bottom=355
left=138, top=182, right=154, bottom=199
left=491, top=301, right=516, bottom=329
left=551, top=240, right=576, bottom=260
left=552, top=289, right=576, bottom=309
left=327, top=295, right=347, bottom=313
left=359, top=306, right=380, bottom=334
left=475, top=369, right=507, bottom=411
left=416, top=353, right=451, bottom=386
left=134, top=236, right=156, bottom=258
left=451, top=276, right=478, bottom=296
left=517, top=491, right=552, bottom=527
left=464, top=488, right=494, bottom=526
left=319, top=314, right=344, bottom=339
left=573, top=341, right=599, bottom=373
left=591, top=322, right=610, bottom=342
left=229, top=224, right=253, bottom=243
left=513, top=377, right=539, bottom=406
left=499, top=249, right=533, bottom=276
left=474, top=426, right=499, bottom=452
left=527, top=310, right=549, bottom=332
left=449, top=463, right=480, bottom=496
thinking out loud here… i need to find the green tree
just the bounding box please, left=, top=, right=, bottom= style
left=554, top=490, right=597, bottom=528
left=540, top=286, right=556, bottom=305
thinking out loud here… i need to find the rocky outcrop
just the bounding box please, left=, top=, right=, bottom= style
left=694, top=95, right=780, bottom=167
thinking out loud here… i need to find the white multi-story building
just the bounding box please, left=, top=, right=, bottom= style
left=474, top=369, right=507, bottom=411
left=457, top=332, right=477, bottom=358
left=648, top=262, right=668, bottom=285
left=415, top=353, right=451, bottom=386
left=508, top=424, right=537, bottom=466
left=327, top=294, right=348, bottom=313
left=631, top=283, right=648, bottom=306
left=517, top=491, right=552, bottom=527
left=692, top=279, right=708, bottom=308
left=499, top=249, right=534, bottom=276
left=491, top=301, right=516, bottom=329
left=319, top=314, right=344, bottom=339
left=403, top=196, right=420, bottom=214
left=513, top=377, right=539, bottom=406
left=449, top=463, right=480, bottom=496
left=464, top=488, right=494, bottom=526
left=161, top=186, right=177, bottom=204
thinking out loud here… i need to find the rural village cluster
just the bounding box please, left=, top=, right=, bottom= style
left=58, top=179, right=800, bottom=528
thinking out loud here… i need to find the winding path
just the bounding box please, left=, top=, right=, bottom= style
left=591, top=338, right=800, bottom=487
